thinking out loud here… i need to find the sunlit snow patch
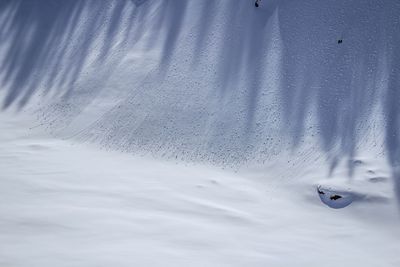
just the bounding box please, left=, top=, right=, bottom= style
left=317, top=185, right=353, bottom=209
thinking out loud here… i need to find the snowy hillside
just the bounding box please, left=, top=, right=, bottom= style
left=1, top=0, right=400, bottom=266
left=2, top=0, right=400, bottom=166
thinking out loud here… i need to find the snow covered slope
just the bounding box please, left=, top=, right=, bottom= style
left=1, top=107, right=400, bottom=267
left=1, top=0, right=399, bottom=168
left=1, top=0, right=400, bottom=265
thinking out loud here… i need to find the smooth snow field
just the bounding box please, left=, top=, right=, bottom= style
left=1, top=107, right=400, bottom=267
left=1, top=0, right=400, bottom=266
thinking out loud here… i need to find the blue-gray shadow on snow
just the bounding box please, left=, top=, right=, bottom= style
left=0, top=0, right=147, bottom=110
left=1, top=0, right=84, bottom=109
left=2, top=0, right=400, bottom=206
left=276, top=0, right=400, bottom=204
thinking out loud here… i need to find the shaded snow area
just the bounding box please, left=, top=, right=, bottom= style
left=1, top=0, right=400, bottom=266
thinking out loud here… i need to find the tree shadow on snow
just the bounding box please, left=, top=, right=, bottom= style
left=276, top=0, right=400, bottom=204
left=2, top=0, right=400, bottom=206
left=0, top=0, right=148, bottom=109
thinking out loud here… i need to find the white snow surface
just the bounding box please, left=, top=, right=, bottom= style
left=1, top=0, right=400, bottom=266
left=1, top=109, right=400, bottom=267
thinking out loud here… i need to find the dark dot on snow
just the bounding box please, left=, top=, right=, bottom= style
left=330, top=194, right=342, bottom=200
left=338, top=39, right=343, bottom=44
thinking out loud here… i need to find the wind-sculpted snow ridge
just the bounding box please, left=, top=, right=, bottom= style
left=1, top=1, right=400, bottom=199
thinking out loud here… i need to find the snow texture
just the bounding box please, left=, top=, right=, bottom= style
left=1, top=110, right=400, bottom=267
left=1, top=0, right=400, bottom=266
left=1, top=0, right=399, bottom=172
